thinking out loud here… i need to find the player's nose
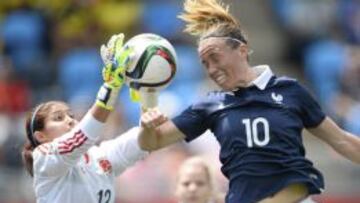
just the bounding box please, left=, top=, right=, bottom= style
left=67, top=117, right=77, bottom=128
left=207, top=65, right=218, bottom=77
left=188, top=183, right=198, bottom=191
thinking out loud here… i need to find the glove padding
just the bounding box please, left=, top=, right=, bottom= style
left=100, top=33, right=132, bottom=89
left=96, top=33, right=132, bottom=110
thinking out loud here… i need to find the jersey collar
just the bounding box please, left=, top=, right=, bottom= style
left=250, top=65, right=273, bottom=90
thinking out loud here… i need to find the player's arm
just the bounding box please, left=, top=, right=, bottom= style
left=76, top=34, right=130, bottom=123
left=294, top=82, right=360, bottom=163
left=137, top=93, right=211, bottom=151
left=99, top=127, right=148, bottom=176
left=138, top=108, right=186, bottom=151
left=307, top=117, right=360, bottom=164
left=34, top=33, right=131, bottom=176
left=33, top=112, right=109, bottom=177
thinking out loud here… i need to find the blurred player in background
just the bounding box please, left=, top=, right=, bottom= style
left=21, top=34, right=156, bottom=203
left=175, top=156, right=224, bottom=203
left=138, top=0, right=360, bottom=203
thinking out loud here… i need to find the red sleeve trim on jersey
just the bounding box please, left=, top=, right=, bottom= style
left=58, top=130, right=88, bottom=154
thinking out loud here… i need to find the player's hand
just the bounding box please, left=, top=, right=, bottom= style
left=140, top=108, right=168, bottom=129
left=96, top=33, right=132, bottom=110
left=100, top=33, right=132, bottom=89
left=138, top=108, right=168, bottom=151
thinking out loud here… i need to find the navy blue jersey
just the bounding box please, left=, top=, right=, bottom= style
left=172, top=76, right=325, bottom=203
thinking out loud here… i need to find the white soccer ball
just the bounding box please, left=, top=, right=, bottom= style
left=122, top=33, right=177, bottom=92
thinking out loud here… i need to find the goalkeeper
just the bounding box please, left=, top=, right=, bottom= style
left=21, top=34, right=161, bottom=203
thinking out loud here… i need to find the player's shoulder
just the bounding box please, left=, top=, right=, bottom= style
left=271, top=75, right=306, bottom=91
left=192, top=91, right=226, bottom=106
left=206, top=90, right=229, bottom=101
left=33, top=143, right=55, bottom=158
left=188, top=91, right=231, bottom=114
left=272, top=76, right=315, bottom=99
left=272, top=76, right=299, bottom=86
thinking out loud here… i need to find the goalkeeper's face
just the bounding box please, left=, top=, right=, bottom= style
left=37, top=103, right=78, bottom=143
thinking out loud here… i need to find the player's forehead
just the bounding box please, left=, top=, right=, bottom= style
left=45, top=102, right=71, bottom=116
left=51, top=102, right=69, bottom=111
left=179, top=165, right=208, bottom=179
left=198, top=37, right=227, bottom=57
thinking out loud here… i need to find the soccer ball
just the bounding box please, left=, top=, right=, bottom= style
left=122, top=33, right=177, bottom=92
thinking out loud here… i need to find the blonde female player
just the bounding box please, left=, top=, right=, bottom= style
left=21, top=34, right=158, bottom=203
left=175, top=157, right=224, bottom=203
left=138, top=0, right=360, bottom=203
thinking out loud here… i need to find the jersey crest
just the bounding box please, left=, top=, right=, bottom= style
left=271, top=92, right=283, bottom=104
left=99, top=159, right=112, bottom=174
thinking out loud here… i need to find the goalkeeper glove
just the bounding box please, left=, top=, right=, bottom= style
left=96, top=33, right=132, bottom=110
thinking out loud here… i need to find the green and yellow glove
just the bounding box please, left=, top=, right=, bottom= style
left=96, top=33, right=132, bottom=110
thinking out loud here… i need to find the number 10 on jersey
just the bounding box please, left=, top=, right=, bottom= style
left=242, top=117, right=270, bottom=147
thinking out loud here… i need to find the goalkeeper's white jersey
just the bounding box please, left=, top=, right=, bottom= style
left=32, top=113, right=147, bottom=203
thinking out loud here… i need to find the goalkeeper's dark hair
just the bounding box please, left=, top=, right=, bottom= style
left=22, top=101, right=66, bottom=176
left=178, top=0, right=248, bottom=49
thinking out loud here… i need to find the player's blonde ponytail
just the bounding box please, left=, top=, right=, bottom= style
left=178, top=0, right=245, bottom=39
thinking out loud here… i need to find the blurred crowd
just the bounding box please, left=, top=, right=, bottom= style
left=272, top=0, right=360, bottom=136
left=0, top=0, right=359, bottom=202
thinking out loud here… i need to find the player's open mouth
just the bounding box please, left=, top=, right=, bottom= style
left=214, top=74, right=226, bottom=85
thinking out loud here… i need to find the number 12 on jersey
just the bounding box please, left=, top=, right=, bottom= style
left=242, top=117, right=270, bottom=147
left=98, top=189, right=111, bottom=203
